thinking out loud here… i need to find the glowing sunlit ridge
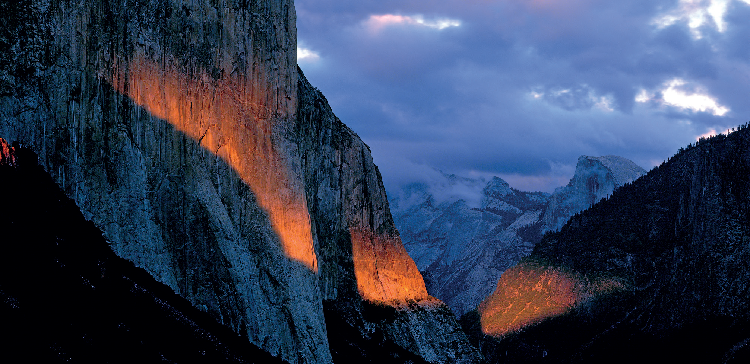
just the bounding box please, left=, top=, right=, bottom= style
left=110, top=56, right=437, bottom=306
left=350, top=227, right=432, bottom=305
left=479, top=261, right=623, bottom=337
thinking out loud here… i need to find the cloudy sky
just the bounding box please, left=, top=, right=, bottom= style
left=295, top=0, right=750, bottom=192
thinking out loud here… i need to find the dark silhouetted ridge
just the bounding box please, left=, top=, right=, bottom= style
left=0, top=139, right=285, bottom=363
left=467, top=124, right=750, bottom=363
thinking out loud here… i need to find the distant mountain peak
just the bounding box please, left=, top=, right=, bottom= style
left=578, top=155, right=646, bottom=187
left=483, top=176, right=513, bottom=197
left=391, top=155, right=645, bottom=316
left=473, top=124, right=750, bottom=361
left=542, top=155, right=646, bottom=233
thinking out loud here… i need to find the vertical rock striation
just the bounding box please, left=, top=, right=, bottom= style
left=1, top=0, right=325, bottom=363
left=1, top=1, right=477, bottom=363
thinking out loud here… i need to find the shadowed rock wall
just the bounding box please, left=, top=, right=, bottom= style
left=0, top=138, right=287, bottom=363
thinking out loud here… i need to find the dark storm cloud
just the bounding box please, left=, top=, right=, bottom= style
left=296, top=0, right=750, bottom=192
left=724, top=3, right=750, bottom=60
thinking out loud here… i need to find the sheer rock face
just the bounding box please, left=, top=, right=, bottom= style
left=0, top=1, right=329, bottom=363
left=0, top=1, right=476, bottom=363
left=296, top=79, right=428, bottom=303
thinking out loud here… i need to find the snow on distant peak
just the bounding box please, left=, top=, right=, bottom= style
left=483, top=176, right=514, bottom=197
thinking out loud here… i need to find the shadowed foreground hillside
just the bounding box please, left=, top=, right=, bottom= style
left=467, top=125, right=750, bottom=363
left=0, top=141, right=285, bottom=363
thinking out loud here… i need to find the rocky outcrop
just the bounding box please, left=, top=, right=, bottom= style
left=472, top=126, right=750, bottom=362
left=0, top=1, right=476, bottom=363
left=296, top=78, right=428, bottom=303
left=390, top=157, right=643, bottom=316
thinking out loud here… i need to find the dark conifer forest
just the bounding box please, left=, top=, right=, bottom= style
left=462, top=124, right=750, bottom=363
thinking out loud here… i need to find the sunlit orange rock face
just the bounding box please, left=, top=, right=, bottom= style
left=478, top=261, right=622, bottom=336
left=111, top=57, right=317, bottom=272
left=0, top=138, right=17, bottom=166
left=295, top=77, right=434, bottom=307
left=350, top=227, right=432, bottom=305
left=112, top=55, right=432, bottom=303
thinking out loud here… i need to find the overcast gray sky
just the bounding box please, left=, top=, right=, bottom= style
left=296, top=0, right=750, bottom=192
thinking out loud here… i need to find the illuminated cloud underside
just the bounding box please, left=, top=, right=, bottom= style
left=296, top=0, right=750, bottom=195
left=364, top=14, right=461, bottom=33
left=297, top=46, right=320, bottom=62
left=652, top=0, right=735, bottom=38
left=636, top=78, right=730, bottom=116
left=528, top=86, right=615, bottom=112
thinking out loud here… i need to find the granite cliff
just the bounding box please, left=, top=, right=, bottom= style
left=471, top=126, right=750, bottom=363
left=390, top=157, right=644, bottom=316
left=0, top=1, right=476, bottom=363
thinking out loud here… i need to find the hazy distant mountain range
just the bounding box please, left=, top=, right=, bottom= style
left=389, top=155, right=645, bottom=315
